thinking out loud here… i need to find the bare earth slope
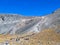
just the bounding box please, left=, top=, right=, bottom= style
left=0, top=29, right=60, bottom=45
left=0, top=9, right=60, bottom=45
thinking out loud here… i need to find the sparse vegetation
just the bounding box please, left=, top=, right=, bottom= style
left=0, top=29, right=60, bottom=45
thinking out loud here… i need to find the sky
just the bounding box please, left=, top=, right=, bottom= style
left=0, top=0, right=60, bottom=16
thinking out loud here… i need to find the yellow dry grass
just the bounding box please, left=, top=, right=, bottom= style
left=0, top=29, right=60, bottom=45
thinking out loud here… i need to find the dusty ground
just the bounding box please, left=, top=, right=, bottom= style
left=0, top=29, right=60, bottom=45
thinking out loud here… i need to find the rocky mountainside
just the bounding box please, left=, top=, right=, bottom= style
left=0, top=9, right=60, bottom=45
left=0, top=8, right=60, bottom=35
left=0, top=14, right=42, bottom=35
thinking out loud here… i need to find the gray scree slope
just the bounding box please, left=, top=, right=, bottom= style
left=0, top=9, right=60, bottom=35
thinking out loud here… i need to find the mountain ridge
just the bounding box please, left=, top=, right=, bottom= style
left=0, top=8, right=60, bottom=35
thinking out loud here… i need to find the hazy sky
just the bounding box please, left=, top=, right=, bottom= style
left=0, top=0, right=60, bottom=16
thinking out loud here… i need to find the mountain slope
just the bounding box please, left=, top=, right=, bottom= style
left=0, top=8, right=60, bottom=45
left=0, top=8, right=60, bottom=35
